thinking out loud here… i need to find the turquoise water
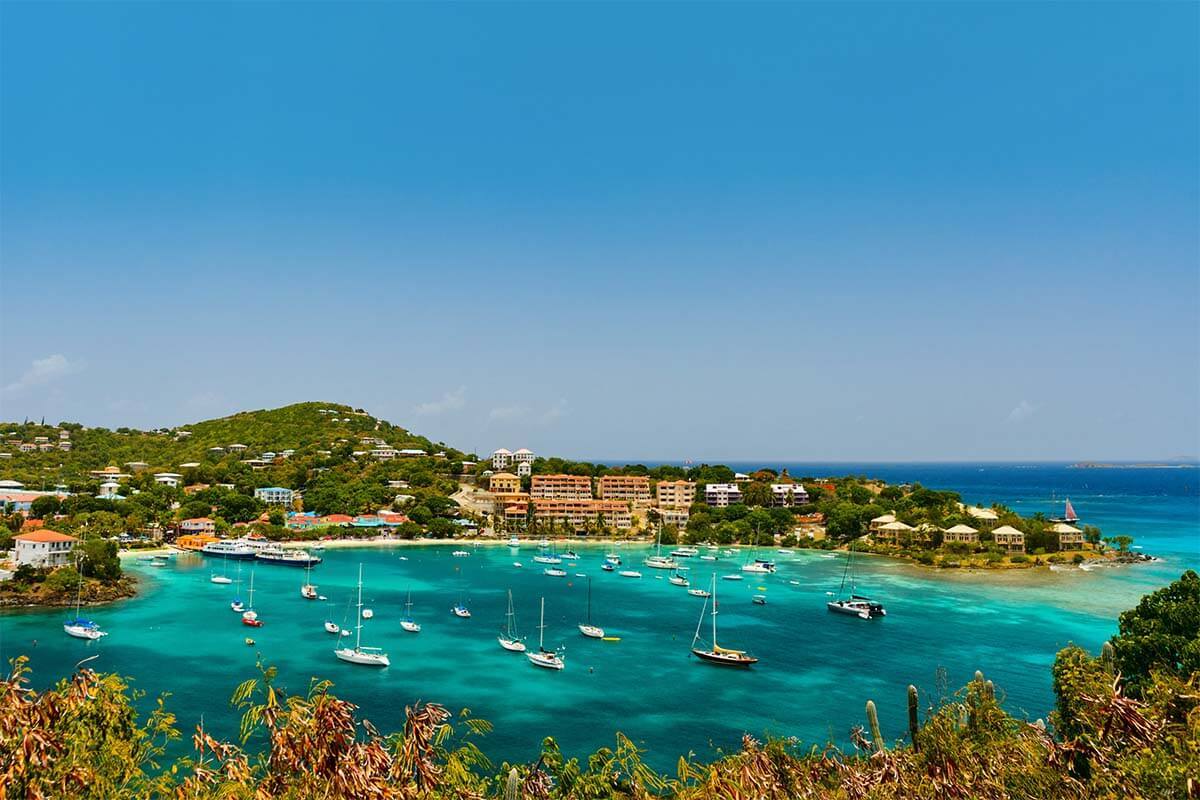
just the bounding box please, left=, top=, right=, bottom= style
left=1, top=464, right=1196, bottom=772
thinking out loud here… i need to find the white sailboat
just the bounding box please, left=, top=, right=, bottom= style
left=452, top=594, right=471, bottom=618
left=577, top=577, right=604, bottom=638
left=644, top=528, right=677, bottom=570
left=690, top=575, right=757, bottom=667
left=498, top=589, right=526, bottom=652
left=230, top=562, right=245, bottom=612
left=401, top=589, right=421, bottom=633
left=300, top=561, right=318, bottom=599
left=334, top=565, right=390, bottom=666
left=210, top=555, right=232, bottom=584
left=242, top=571, right=262, bottom=627
left=526, top=597, right=565, bottom=670
left=63, top=564, right=107, bottom=640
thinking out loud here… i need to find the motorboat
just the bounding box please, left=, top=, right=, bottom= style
left=619, top=570, right=642, bottom=578
left=256, top=546, right=322, bottom=567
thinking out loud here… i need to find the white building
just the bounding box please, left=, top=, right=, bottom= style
left=513, top=448, right=534, bottom=466
left=770, top=483, right=810, bottom=506
left=13, top=530, right=78, bottom=568
left=516, top=461, right=532, bottom=477
left=153, top=472, right=183, bottom=488
left=705, top=483, right=743, bottom=507
left=491, top=448, right=512, bottom=470
left=254, top=487, right=294, bottom=505
left=371, top=446, right=399, bottom=460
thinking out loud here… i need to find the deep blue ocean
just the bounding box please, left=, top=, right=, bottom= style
left=1, top=462, right=1196, bottom=772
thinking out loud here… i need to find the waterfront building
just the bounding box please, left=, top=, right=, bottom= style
left=530, top=474, right=593, bottom=500
left=505, top=498, right=632, bottom=531
left=1050, top=522, right=1085, bottom=549
left=175, top=533, right=217, bottom=550
left=597, top=475, right=652, bottom=506
left=659, top=507, right=689, bottom=530
left=991, top=524, right=1026, bottom=553
left=489, top=472, right=521, bottom=495
left=655, top=479, right=696, bottom=509
left=874, top=520, right=914, bottom=544
left=704, top=483, right=743, bottom=507
left=943, top=524, right=980, bottom=544
left=966, top=506, right=1000, bottom=528
left=254, top=487, right=294, bottom=505
left=13, top=530, right=77, bottom=567
left=181, top=517, right=216, bottom=534
left=770, top=483, right=810, bottom=506
left=869, top=513, right=897, bottom=533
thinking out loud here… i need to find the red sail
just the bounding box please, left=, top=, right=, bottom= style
left=1064, top=499, right=1078, bottom=521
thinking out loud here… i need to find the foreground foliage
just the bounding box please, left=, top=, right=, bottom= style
left=2, top=573, right=1197, bottom=799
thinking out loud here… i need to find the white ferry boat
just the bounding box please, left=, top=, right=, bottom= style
left=200, top=540, right=258, bottom=560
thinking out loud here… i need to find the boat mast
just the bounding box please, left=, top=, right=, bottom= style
left=711, top=574, right=718, bottom=647
left=248, top=571, right=255, bottom=610
left=538, top=597, right=546, bottom=650
left=586, top=577, right=592, bottom=624
left=355, top=564, right=364, bottom=652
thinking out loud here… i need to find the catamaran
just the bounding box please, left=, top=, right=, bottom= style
left=578, top=577, right=604, bottom=638
left=400, top=590, right=421, bottom=633
left=230, top=562, right=245, bottom=612
left=826, top=539, right=886, bottom=620
left=690, top=575, right=757, bottom=667
left=334, top=565, right=390, bottom=666
left=644, top=529, right=677, bottom=570
left=1051, top=498, right=1081, bottom=525
left=526, top=597, right=565, bottom=670
left=241, top=571, right=263, bottom=627
left=498, top=589, right=526, bottom=652
left=741, top=553, right=777, bottom=574
left=63, top=565, right=108, bottom=640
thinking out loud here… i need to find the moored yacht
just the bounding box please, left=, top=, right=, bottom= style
left=256, top=546, right=322, bottom=567
left=334, top=565, right=390, bottom=666
left=202, top=539, right=258, bottom=560
left=527, top=597, right=565, bottom=670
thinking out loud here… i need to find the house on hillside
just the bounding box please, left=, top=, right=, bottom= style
left=13, top=530, right=77, bottom=567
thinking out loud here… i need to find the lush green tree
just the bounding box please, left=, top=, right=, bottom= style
left=216, top=492, right=261, bottom=523
left=178, top=500, right=211, bottom=520
left=77, top=538, right=122, bottom=582
left=30, top=495, right=62, bottom=519
left=1111, top=569, right=1200, bottom=694
left=44, top=565, right=82, bottom=594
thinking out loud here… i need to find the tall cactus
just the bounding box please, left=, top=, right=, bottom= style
left=1100, top=641, right=1115, bottom=669
left=866, top=700, right=884, bottom=753
left=907, top=684, right=920, bottom=751
left=504, top=767, right=520, bottom=800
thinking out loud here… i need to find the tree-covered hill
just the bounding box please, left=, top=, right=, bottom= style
left=0, top=401, right=471, bottom=490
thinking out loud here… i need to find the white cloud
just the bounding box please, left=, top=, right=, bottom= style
left=414, top=386, right=466, bottom=416
left=1007, top=400, right=1036, bottom=423
left=3, top=354, right=78, bottom=393
left=488, top=405, right=527, bottom=421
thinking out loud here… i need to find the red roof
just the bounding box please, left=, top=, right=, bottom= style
left=322, top=514, right=354, bottom=524
left=15, top=529, right=77, bottom=543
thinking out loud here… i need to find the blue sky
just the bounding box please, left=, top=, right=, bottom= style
left=1, top=2, right=1197, bottom=461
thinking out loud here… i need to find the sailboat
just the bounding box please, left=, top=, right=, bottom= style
left=452, top=594, right=471, bottom=618
left=242, top=571, right=263, bottom=627
left=533, top=542, right=562, bottom=565
left=210, top=555, right=232, bottom=584
left=668, top=568, right=690, bottom=587
left=498, top=589, right=526, bottom=651
left=578, top=577, right=604, bottom=638
left=644, top=528, right=677, bottom=570
left=690, top=574, right=757, bottom=667
left=401, top=590, right=421, bottom=633
left=63, top=565, right=107, bottom=640
left=300, top=561, right=318, bottom=599
left=334, top=565, right=390, bottom=666
left=230, top=562, right=245, bottom=612
left=826, top=538, right=886, bottom=619
left=1051, top=498, right=1081, bottom=525
left=526, top=597, right=565, bottom=670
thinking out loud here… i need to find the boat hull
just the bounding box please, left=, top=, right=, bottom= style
left=63, top=624, right=106, bottom=640
left=578, top=624, right=604, bottom=638
left=401, top=620, right=421, bottom=633
left=527, top=651, right=565, bottom=670
left=334, top=648, right=390, bottom=667
left=498, top=636, right=527, bottom=652
left=691, top=648, right=757, bottom=667
left=826, top=600, right=886, bottom=619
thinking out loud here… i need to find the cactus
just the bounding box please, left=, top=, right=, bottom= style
left=907, top=685, right=920, bottom=751
left=1100, top=641, right=1115, bottom=669
left=974, top=669, right=984, bottom=684
left=984, top=680, right=994, bottom=702
left=866, top=700, right=884, bottom=753
left=504, top=767, right=520, bottom=800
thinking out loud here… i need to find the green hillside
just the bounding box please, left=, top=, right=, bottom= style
left=0, top=401, right=471, bottom=490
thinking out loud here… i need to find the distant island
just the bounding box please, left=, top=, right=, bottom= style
left=1070, top=461, right=1198, bottom=469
